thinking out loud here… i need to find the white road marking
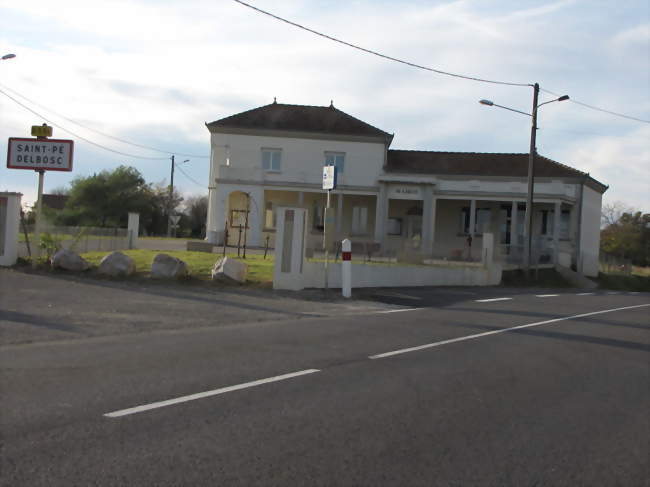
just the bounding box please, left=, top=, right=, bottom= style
left=475, top=297, right=512, bottom=303
left=368, top=303, right=650, bottom=360
left=607, top=292, right=621, bottom=295
left=630, top=292, right=640, bottom=295
left=577, top=292, right=595, bottom=296
left=104, top=369, right=320, bottom=418
left=536, top=294, right=559, bottom=298
left=374, top=308, right=421, bottom=314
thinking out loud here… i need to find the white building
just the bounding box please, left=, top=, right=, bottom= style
left=205, top=101, right=607, bottom=277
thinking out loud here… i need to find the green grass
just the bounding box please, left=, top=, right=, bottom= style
left=500, top=268, right=573, bottom=288
left=595, top=272, right=650, bottom=292
left=80, top=249, right=274, bottom=285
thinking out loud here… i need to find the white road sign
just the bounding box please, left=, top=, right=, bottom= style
left=7, top=138, right=74, bottom=172
left=322, top=165, right=337, bottom=190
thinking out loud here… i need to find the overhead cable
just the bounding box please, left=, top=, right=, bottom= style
left=541, top=87, right=649, bottom=124
left=0, top=88, right=170, bottom=160
left=232, top=0, right=531, bottom=87
left=176, top=164, right=208, bottom=188
left=0, top=82, right=210, bottom=157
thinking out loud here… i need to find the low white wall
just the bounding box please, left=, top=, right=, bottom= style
left=297, top=260, right=501, bottom=289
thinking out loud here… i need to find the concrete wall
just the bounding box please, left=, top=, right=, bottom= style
left=579, top=185, right=602, bottom=277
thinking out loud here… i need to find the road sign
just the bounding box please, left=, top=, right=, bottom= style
left=7, top=138, right=74, bottom=172
left=31, top=125, right=53, bottom=138
left=322, top=165, right=337, bottom=190
left=170, top=215, right=181, bottom=225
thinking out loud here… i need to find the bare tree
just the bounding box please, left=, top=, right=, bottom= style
left=601, top=200, right=633, bottom=228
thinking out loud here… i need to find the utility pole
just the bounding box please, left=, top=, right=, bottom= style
left=167, top=155, right=175, bottom=237
left=523, top=83, right=540, bottom=277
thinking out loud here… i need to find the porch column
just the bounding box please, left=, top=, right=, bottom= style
left=421, top=185, right=434, bottom=255
left=297, top=191, right=304, bottom=206
left=336, top=193, right=343, bottom=233
left=374, top=183, right=388, bottom=245
left=553, top=200, right=561, bottom=264
left=469, top=199, right=476, bottom=236
left=431, top=196, right=438, bottom=248
left=510, top=201, right=518, bottom=248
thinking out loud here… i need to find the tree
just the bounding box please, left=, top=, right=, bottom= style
left=182, top=195, right=208, bottom=238
left=601, top=207, right=649, bottom=266
left=58, top=166, right=155, bottom=228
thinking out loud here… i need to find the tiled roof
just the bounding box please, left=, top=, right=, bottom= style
left=207, top=102, right=392, bottom=140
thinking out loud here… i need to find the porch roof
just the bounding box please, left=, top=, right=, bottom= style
left=386, top=150, right=608, bottom=193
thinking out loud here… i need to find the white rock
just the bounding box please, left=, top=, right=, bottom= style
left=98, top=251, right=136, bottom=277
left=51, top=249, right=90, bottom=272
left=150, top=253, right=188, bottom=279
left=211, top=257, right=247, bottom=283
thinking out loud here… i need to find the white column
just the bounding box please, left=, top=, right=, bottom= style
left=336, top=193, right=344, bottom=233
left=431, top=196, right=438, bottom=249
left=469, top=199, right=476, bottom=236
left=0, top=192, right=22, bottom=267
left=341, top=238, right=351, bottom=298
left=297, top=191, right=304, bottom=206
left=553, top=200, right=561, bottom=264
left=421, top=185, right=434, bottom=255
left=127, top=213, right=139, bottom=249
left=374, top=183, right=388, bottom=245
left=510, top=201, right=518, bottom=248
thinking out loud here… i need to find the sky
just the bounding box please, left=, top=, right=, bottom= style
left=1, top=0, right=648, bottom=211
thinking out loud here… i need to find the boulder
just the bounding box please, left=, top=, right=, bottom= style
left=211, top=257, right=247, bottom=283
left=98, top=251, right=136, bottom=277
left=150, top=253, right=188, bottom=279
left=51, top=249, right=90, bottom=272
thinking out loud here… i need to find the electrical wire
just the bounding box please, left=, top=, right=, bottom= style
left=175, top=164, right=209, bottom=189
left=0, top=87, right=170, bottom=160
left=0, top=82, right=211, bottom=157
left=232, top=0, right=531, bottom=88
left=540, top=88, right=650, bottom=124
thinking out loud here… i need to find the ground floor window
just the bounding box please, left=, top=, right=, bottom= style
left=312, top=203, right=324, bottom=232
left=460, top=207, right=491, bottom=235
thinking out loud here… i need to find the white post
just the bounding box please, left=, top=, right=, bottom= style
left=342, top=238, right=351, bottom=298
left=127, top=212, right=140, bottom=249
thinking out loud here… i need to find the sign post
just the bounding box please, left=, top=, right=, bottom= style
left=6, top=125, right=74, bottom=266
left=322, top=165, right=337, bottom=289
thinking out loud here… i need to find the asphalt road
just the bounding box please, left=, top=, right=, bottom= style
left=1, top=271, right=648, bottom=486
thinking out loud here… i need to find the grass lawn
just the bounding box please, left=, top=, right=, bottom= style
left=80, top=249, right=274, bottom=285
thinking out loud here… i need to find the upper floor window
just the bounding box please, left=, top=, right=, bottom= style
left=325, top=152, right=345, bottom=173
left=262, top=149, right=281, bottom=172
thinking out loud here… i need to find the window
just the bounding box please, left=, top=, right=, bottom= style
left=352, top=207, right=368, bottom=235
left=387, top=218, right=402, bottom=236
left=325, top=152, right=345, bottom=173
left=560, top=210, right=570, bottom=239
left=540, top=209, right=571, bottom=238
left=265, top=201, right=276, bottom=229
left=262, top=149, right=281, bottom=172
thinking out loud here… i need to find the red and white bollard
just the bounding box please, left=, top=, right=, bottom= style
left=342, top=238, right=351, bottom=298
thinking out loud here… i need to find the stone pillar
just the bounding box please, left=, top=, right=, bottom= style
left=127, top=212, right=140, bottom=249
left=0, top=192, right=22, bottom=267
left=297, top=191, right=304, bottom=207
left=431, top=196, right=438, bottom=250
left=553, top=200, right=562, bottom=264
left=336, top=193, right=344, bottom=234
left=374, top=183, right=388, bottom=245
left=469, top=199, right=477, bottom=236
left=421, top=185, right=434, bottom=256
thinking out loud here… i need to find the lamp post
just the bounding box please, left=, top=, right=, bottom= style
left=167, top=157, right=190, bottom=237
left=479, top=84, right=569, bottom=276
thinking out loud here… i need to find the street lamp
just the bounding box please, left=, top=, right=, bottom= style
left=480, top=84, right=569, bottom=276
left=1, top=53, right=16, bottom=60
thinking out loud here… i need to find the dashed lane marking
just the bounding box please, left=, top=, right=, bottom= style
left=577, top=292, right=595, bottom=296
left=536, top=294, right=560, bottom=298
left=104, top=369, right=320, bottom=418
left=374, top=308, right=421, bottom=314
left=368, top=303, right=650, bottom=360
left=475, top=298, right=513, bottom=303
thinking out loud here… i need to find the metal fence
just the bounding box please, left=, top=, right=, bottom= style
left=18, top=224, right=130, bottom=257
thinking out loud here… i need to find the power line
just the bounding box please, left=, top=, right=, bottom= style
left=232, top=0, right=531, bottom=88
left=540, top=88, right=650, bottom=124
left=176, top=164, right=208, bottom=189
left=0, top=87, right=170, bottom=160
left=0, top=82, right=211, bottom=158
left=234, top=1, right=649, bottom=124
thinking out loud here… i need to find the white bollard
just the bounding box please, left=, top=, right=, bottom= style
left=342, top=238, right=351, bottom=298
